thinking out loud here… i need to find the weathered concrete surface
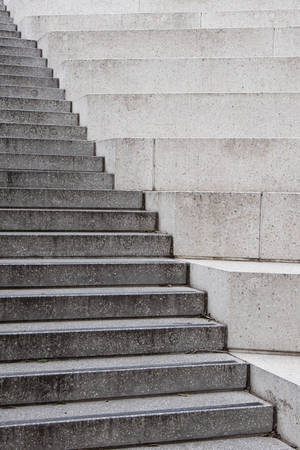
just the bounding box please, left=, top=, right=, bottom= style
left=98, top=138, right=300, bottom=192
left=146, top=191, right=261, bottom=259
left=188, top=260, right=300, bottom=352
left=233, top=352, right=300, bottom=448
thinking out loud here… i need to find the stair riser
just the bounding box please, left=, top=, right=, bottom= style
left=0, top=234, right=171, bottom=257
left=0, top=406, right=273, bottom=450
left=0, top=189, right=143, bottom=209
left=0, top=111, right=78, bottom=125
left=0, top=37, right=36, bottom=48
left=0, top=54, right=46, bottom=66
left=0, top=30, right=20, bottom=37
left=0, top=154, right=103, bottom=172
left=0, top=261, right=186, bottom=288
left=0, top=363, right=247, bottom=405
left=0, top=75, right=58, bottom=87
left=0, top=124, right=86, bottom=140
left=0, top=98, right=71, bottom=112
left=0, top=24, right=17, bottom=31
left=0, top=172, right=113, bottom=189
left=0, top=65, right=52, bottom=77
left=0, top=138, right=94, bottom=156
left=0, top=46, right=41, bottom=56
left=0, top=210, right=156, bottom=232
left=0, top=292, right=205, bottom=321
left=0, top=326, right=224, bottom=360
left=0, top=86, right=64, bottom=99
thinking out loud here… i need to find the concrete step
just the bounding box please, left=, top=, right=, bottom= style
left=0, top=152, right=104, bottom=171
left=0, top=257, right=186, bottom=289
left=0, top=84, right=64, bottom=99
left=0, top=316, right=224, bottom=360
left=0, top=63, right=52, bottom=77
left=59, top=57, right=300, bottom=99
left=0, top=188, right=143, bottom=209
left=76, top=93, right=300, bottom=140
left=0, top=391, right=272, bottom=449
left=0, top=53, right=46, bottom=66
left=0, top=169, right=112, bottom=189
left=0, top=353, right=245, bottom=405
left=0, top=29, right=19, bottom=37
left=116, top=437, right=293, bottom=449
left=0, top=36, right=36, bottom=48
left=0, top=232, right=172, bottom=257
left=0, top=45, right=41, bottom=56
left=0, top=208, right=157, bottom=232
left=40, top=28, right=276, bottom=68
left=0, top=286, right=205, bottom=321
left=202, top=9, right=300, bottom=29
left=0, top=96, right=71, bottom=112
left=0, top=123, right=87, bottom=140
left=0, top=110, right=77, bottom=125
left=0, top=74, right=58, bottom=87
left=0, top=137, right=94, bottom=155
left=0, top=23, right=17, bottom=32
left=20, top=12, right=204, bottom=41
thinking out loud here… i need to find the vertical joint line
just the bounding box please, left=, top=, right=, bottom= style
left=152, top=138, right=156, bottom=191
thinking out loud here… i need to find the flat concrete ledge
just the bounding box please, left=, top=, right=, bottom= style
left=232, top=352, right=300, bottom=448
left=186, top=259, right=300, bottom=353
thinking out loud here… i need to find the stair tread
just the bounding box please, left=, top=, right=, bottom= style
left=0, top=352, right=244, bottom=375
left=0, top=285, right=201, bottom=298
left=117, top=437, right=293, bottom=449
left=0, top=391, right=271, bottom=424
left=0, top=316, right=219, bottom=333
left=0, top=257, right=182, bottom=264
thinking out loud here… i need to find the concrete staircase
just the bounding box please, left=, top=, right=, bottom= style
left=0, top=1, right=294, bottom=449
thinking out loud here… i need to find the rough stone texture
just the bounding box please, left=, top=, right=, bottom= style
left=0, top=353, right=246, bottom=404
left=0, top=232, right=172, bottom=257
left=0, top=258, right=187, bottom=288
left=0, top=169, right=113, bottom=189
left=202, top=9, right=300, bottom=28
left=233, top=353, right=300, bottom=448
left=188, top=260, right=300, bottom=352
left=146, top=191, right=261, bottom=259
left=0, top=137, right=94, bottom=156
left=0, top=391, right=272, bottom=449
left=0, top=286, right=206, bottom=321
left=0, top=208, right=157, bottom=231
left=0, top=317, right=224, bottom=360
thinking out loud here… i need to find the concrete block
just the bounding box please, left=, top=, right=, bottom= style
left=58, top=57, right=300, bottom=100
left=19, top=13, right=202, bottom=40
left=96, top=139, right=153, bottom=191
left=275, top=26, right=300, bottom=56
left=233, top=352, right=300, bottom=448
left=7, top=0, right=300, bottom=22
left=74, top=93, right=300, bottom=140
left=145, top=191, right=261, bottom=259
left=261, top=193, right=300, bottom=260
left=203, top=9, right=300, bottom=28
left=99, top=138, right=300, bottom=192
left=39, top=29, right=274, bottom=69
left=188, top=260, right=300, bottom=352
